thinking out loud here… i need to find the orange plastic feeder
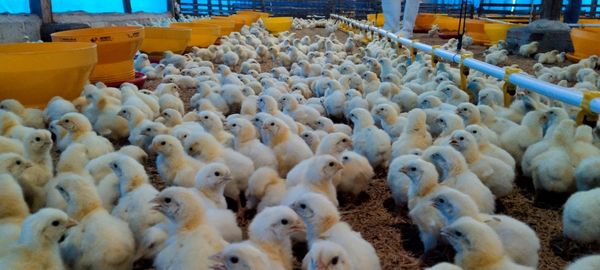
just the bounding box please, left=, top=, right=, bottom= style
left=170, top=22, right=221, bottom=48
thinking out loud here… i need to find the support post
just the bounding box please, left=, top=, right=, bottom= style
left=29, top=0, right=53, bottom=24
left=540, top=0, right=562, bottom=20
left=123, top=0, right=132, bottom=13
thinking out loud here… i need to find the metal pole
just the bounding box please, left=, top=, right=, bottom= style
left=330, top=14, right=600, bottom=113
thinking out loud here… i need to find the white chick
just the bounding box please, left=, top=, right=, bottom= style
left=86, top=91, right=129, bottom=139
left=448, top=130, right=515, bottom=197
left=433, top=112, right=465, bottom=146
left=531, top=119, right=577, bottom=193
left=57, top=112, right=114, bottom=159
left=0, top=208, right=75, bottom=270
left=301, top=130, right=321, bottom=153
left=519, top=41, right=539, bottom=57
left=19, top=129, right=53, bottom=211
left=0, top=173, right=30, bottom=256
left=576, top=156, right=600, bottom=191
left=43, top=96, right=77, bottom=123
left=372, top=103, right=406, bottom=140
left=197, top=110, right=235, bottom=147
left=422, top=146, right=496, bottom=213
left=290, top=192, right=381, bottom=270
left=455, top=102, right=499, bottom=145
left=151, top=134, right=204, bottom=187
left=426, top=262, right=463, bottom=270
left=315, top=116, right=352, bottom=136
left=303, top=240, right=352, bottom=270
left=432, top=188, right=540, bottom=267
left=484, top=50, right=508, bottom=66
left=247, top=206, right=306, bottom=270
left=565, top=255, right=600, bottom=270
left=110, top=155, right=164, bottom=249
left=56, top=174, right=135, bottom=270
left=465, top=124, right=515, bottom=169
left=315, top=132, right=352, bottom=159
left=246, top=167, right=286, bottom=212
left=349, top=108, right=391, bottom=169
left=338, top=150, right=374, bottom=196
left=227, top=117, right=278, bottom=170
left=392, top=108, right=432, bottom=158
left=262, top=117, right=313, bottom=176
left=194, top=162, right=233, bottom=209
left=184, top=132, right=254, bottom=201
left=442, top=217, right=534, bottom=270
left=209, top=242, right=272, bottom=270
left=0, top=136, right=24, bottom=155
left=563, top=188, right=600, bottom=244
left=284, top=155, right=343, bottom=206
left=280, top=93, right=321, bottom=126
left=152, top=187, right=227, bottom=270
left=387, top=154, right=421, bottom=207
left=258, top=95, right=299, bottom=134
left=44, top=144, right=91, bottom=211
left=499, top=110, right=546, bottom=164
left=0, top=99, right=44, bottom=128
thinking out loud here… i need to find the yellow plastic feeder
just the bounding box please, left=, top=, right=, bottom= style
left=434, top=15, right=460, bottom=32
left=568, top=28, right=600, bottom=62
left=51, top=26, right=144, bottom=84
left=466, top=19, right=490, bottom=45
left=211, top=16, right=244, bottom=32
left=230, top=14, right=259, bottom=25
left=367, top=13, right=384, bottom=27
left=140, top=27, right=191, bottom=62
left=483, top=23, right=519, bottom=45
left=415, top=13, right=438, bottom=31
left=578, top=19, right=600, bottom=33
left=237, top=10, right=270, bottom=19
left=170, top=22, right=221, bottom=48
left=0, top=42, right=97, bottom=108
left=194, top=19, right=236, bottom=36
left=264, top=17, right=293, bottom=34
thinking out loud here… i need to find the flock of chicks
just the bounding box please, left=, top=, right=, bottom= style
left=1, top=16, right=600, bottom=270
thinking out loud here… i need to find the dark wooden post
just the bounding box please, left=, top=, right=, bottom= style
left=540, top=0, right=562, bottom=20
left=29, top=0, right=53, bottom=23
left=123, top=0, right=132, bottom=13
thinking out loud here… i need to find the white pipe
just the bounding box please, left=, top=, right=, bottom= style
left=331, top=14, right=600, bottom=114
left=478, top=17, right=513, bottom=24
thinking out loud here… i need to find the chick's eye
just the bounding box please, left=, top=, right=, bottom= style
left=16, top=160, right=21, bottom=165
left=459, top=136, right=464, bottom=141
left=164, top=197, right=172, bottom=203
left=281, top=219, right=288, bottom=225
left=331, top=256, right=339, bottom=265
left=65, top=119, right=69, bottom=123
left=437, top=198, right=445, bottom=204
left=455, top=231, right=463, bottom=237
left=230, top=256, right=239, bottom=264
left=472, top=130, right=478, bottom=134
left=463, top=108, right=468, bottom=111
left=35, top=137, right=40, bottom=141
left=329, top=162, right=335, bottom=167
left=232, top=124, right=237, bottom=127
left=341, top=139, right=347, bottom=143
left=300, top=203, right=306, bottom=209
left=51, top=220, right=60, bottom=227
left=270, top=122, right=275, bottom=126
left=410, top=167, right=416, bottom=171
left=161, top=141, right=166, bottom=146
left=214, top=171, right=220, bottom=177
left=147, top=128, right=151, bottom=131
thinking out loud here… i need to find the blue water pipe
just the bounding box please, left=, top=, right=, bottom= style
left=331, top=14, right=600, bottom=114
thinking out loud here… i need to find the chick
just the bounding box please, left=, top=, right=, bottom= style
left=262, top=117, right=313, bottom=176
left=152, top=134, right=204, bottom=187
left=0, top=110, right=34, bottom=140
left=43, top=96, right=77, bottom=123
left=499, top=110, right=546, bottom=164
left=314, top=116, right=352, bottom=136
left=0, top=208, right=75, bottom=270
left=432, top=188, right=540, bottom=267
left=432, top=112, right=465, bottom=146
left=0, top=173, right=30, bottom=256
left=422, top=146, right=496, bottom=214
left=455, top=102, right=499, bottom=145
left=372, top=103, right=406, bottom=140
left=197, top=110, right=235, bottom=147
left=448, top=130, right=515, bottom=198
left=575, top=156, right=600, bottom=191
left=247, top=206, right=306, bottom=270
left=338, top=150, right=374, bottom=196
left=209, top=242, right=272, bottom=270
left=485, top=50, right=508, bottom=66
left=531, top=119, right=577, bottom=193
left=57, top=112, right=114, bottom=159
left=246, top=167, right=286, bottom=212
left=562, top=188, right=600, bottom=244
left=85, top=145, right=148, bottom=183
left=442, top=216, right=534, bottom=270
left=48, top=120, right=69, bottom=151
left=284, top=155, right=343, bottom=206
left=303, top=240, right=352, bottom=270
left=87, top=91, right=129, bottom=139
left=349, top=108, right=391, bottom=169
left=227, top=117, right=278, bottom=170
left=0, top=99, right=44, bottom=128
left=18, top=129, right=53, bottom=211
left=184, top=132, right=254, bottom=201
left=465, top=124, right=515, bottom=169
left=194, top=163, right=233, bottom=209
left=110, top=155, right=164, bottom=249
left=152, top=187, right=227, bottom=270
left=118, top=105, right=153, bottom=149
left=56, top=174, right=135, bottom=270
left=387, top=154, right=422, bottom=207
left=426, top=262, right=463, bottom=270
left=290, top=192, right=381, bottom=270
left=301, top=131, right=322, bottom=153
left=392, top=108, right=432, bottom=158
left=519, top=41, right=540, bottom=57
left=565, top=255, right=600, bottom=270
left=0, top=136, right=24, bottom=155
left=280, top=93, right=321, bottom=126
left=258, top=95, right=299, bottom=134
left=44, top=144, right=91, bottom=211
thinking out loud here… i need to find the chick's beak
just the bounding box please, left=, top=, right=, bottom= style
left=150, top=197, right=164, bottom=212
left=449, top=139, right=459, bottom=146
left=209, top=252, right=224, bottom=263
left=290, top=220, right=306, bottom=233
left=400, top=167, right=409, bottom=174
left=65, top=218, right=78, bottom=228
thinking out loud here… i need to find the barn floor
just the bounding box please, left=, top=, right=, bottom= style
left=127, top=27, right=600, bottom=269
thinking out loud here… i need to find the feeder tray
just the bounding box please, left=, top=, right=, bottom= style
left=170, top=22, right=221, bottom=48
left=484, top=23, right=518, bottom=45
left=568, top=28, right=600, bottom=62
left=140, top=27, right=191, bottom=60
left=104, top=72, right=147, bottom=89
left=264, top=17, right=293, bottom=34
left=0, top=42, right=97, bottom=108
